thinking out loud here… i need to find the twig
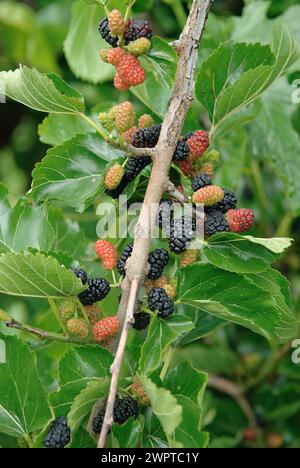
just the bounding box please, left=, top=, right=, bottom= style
left=208, top=374, right=258, bottom=429
left=165, top=179, right=187, bottom=204
left=5, top=319, right=93, bottom=345
left=98, top=0, right=213, bottom=448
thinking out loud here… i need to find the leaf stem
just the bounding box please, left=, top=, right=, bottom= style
left=124, top=1, right=136, bottom=23
left=24, top=433, right=34, bottom=448
left=78, top=112, right=108, bottom=140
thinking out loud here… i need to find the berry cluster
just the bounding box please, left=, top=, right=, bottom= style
left=189, top=173, right=255, bottom=235
left=99, top=11, right=152, bottom=91
left=148, top=287, right=175, bottom=319
left=72, top=267, right=110, bottom=306
left=92, top=397, right=138, bottom=434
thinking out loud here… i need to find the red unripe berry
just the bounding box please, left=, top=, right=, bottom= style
left=93, top=316, right=120, bottom=342
left=94, top=239, right=118, bottom=270
left=107, top=47, right=126, bottom=66
left=123, top=126, right=138, bottom=144
left=114, top=73, right=129, bottom=91
left=226, top=208, right=255, bottom=233
left=187, top=130, right=210, bottom=160
left=105, top=164, right=125, bottom=190
left=117, top=54, right=146, bottom=87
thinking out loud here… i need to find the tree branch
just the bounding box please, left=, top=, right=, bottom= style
left=98, top=0, right=213, bottom=448
left=166, top=179, right=187, bottom=204
left=208, top=375, right=258, bottom=429
left=4, top=318, right=93, bottom=345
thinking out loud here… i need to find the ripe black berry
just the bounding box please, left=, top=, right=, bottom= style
left=114, top=397, right=138, bottom=424
left=92, top=409, right=105, bottom=434
left=44, top=417, right=71, bottom=449
left=124, top=156, right=152, bottom=182
left=131, top=124, right=161, bottom=148
left=147, top=249, right=169, bottom=280
left=117, top=242, right=134, bottom=276
left=78, top=278, right=110, bottom=305
left=99, top=18, right=118, bottom=47
left=124, top=19, right=152, bottom=45
left=205, top=210, right=229, bottom=235
left=205, top=189, right=237, bottom=213
left=71, top=267, right=88, bottom=285
left=172, top=141, right=189, bottom=162
left=168, top=216, right=196, bottom=254
left=148, top=287, right=174, bottom=319
left=191, top=173, right=212, bottom=192
left=156, top=200, right=174, bottom=230
left=133, top=311, right=151, bottom=330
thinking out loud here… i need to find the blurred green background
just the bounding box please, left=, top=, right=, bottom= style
left=0, top=0, right=300, bottom=448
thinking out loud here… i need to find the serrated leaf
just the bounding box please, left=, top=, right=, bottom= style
left=213, top=24, right=297, bottom=127
left=0, top=65, right=85, bottom=114
left=112, top=418, right=143, bottom=448
left=140, top=376, right=182, bottom=445
left=141, top=411, right=168, bottom=448
left=176, top=305, right=225, bottom=347
left=139, top=315, right=194, bottom=375
left=246, top=269, right=296, bottom=342
left=172, top=395, right=209, bottom=448
left=203, top=233, right=290, bottom=274
left=68, top=378, right=109, bottom=433
left=48, top=208, right=87, bottom=262
left=249, top=78, right=300, bottom=215
left=31, top=133, right=125, bottom=213
left=0, top=252, right=84, bottom=298
left=197, top=41, right=274, bottom=121
left=50, top=346, right=113, bottom=415
left=177, top=264, right=296, bottom=343
left=131, top=37, right=177, bottom=117
left=0, top=335, right=51, bottom=438
left=38, top=114, right=92, bottom=146
left=197, top=23, right=298, bottom=130
left=0, top=184, right=53, bottom=254
left=164, top=361, right=207, bottom=405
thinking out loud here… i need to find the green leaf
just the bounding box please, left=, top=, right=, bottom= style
left=31, top=133, right=125, bottom=213
left=38, top=114, right=92, bottom=146
left=112, top=418, right=143, bottom=448
left=246, top=269, right=296, bottom=342
left=0, top=185, right=53, bottom=254
left=197, top=41, right=274, bottom=121
left=141, top=411, right=168, bottom=448
left=214, top=24, right=297, bottom=127
left=48, top=208, right=87, bottom=262
left=164, top=362, right=209, bottom=448
left=164, top=361, right=207, bottom=405
left=0, top=252, right=84, bottom=298
left=203, top=233, right=290, bottom=274
left=0, top=335, right=51, bottom=438
left=172, top=395, right=209, bottom=448
left=50, top=346, right=113, bottom=415
left=131, top=37, right=177, bottom=117
left=248, top=78, right=300, bottom=215
left=64, top=0, right=116, bottom=84
left=254, top=383, right=300, bottom=422
left=139, top=315, right=194, bottom=375
left=197, top=23, right=298, bottom=130
left=140, top=376, right=182, bottom=445
left=68, top=378, right=109, bottom=433
left=177, top=264, right=296, bottom=343
left=0, top=66, right=85, bottom=114
left=176, top=305, right=225, bottom=346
